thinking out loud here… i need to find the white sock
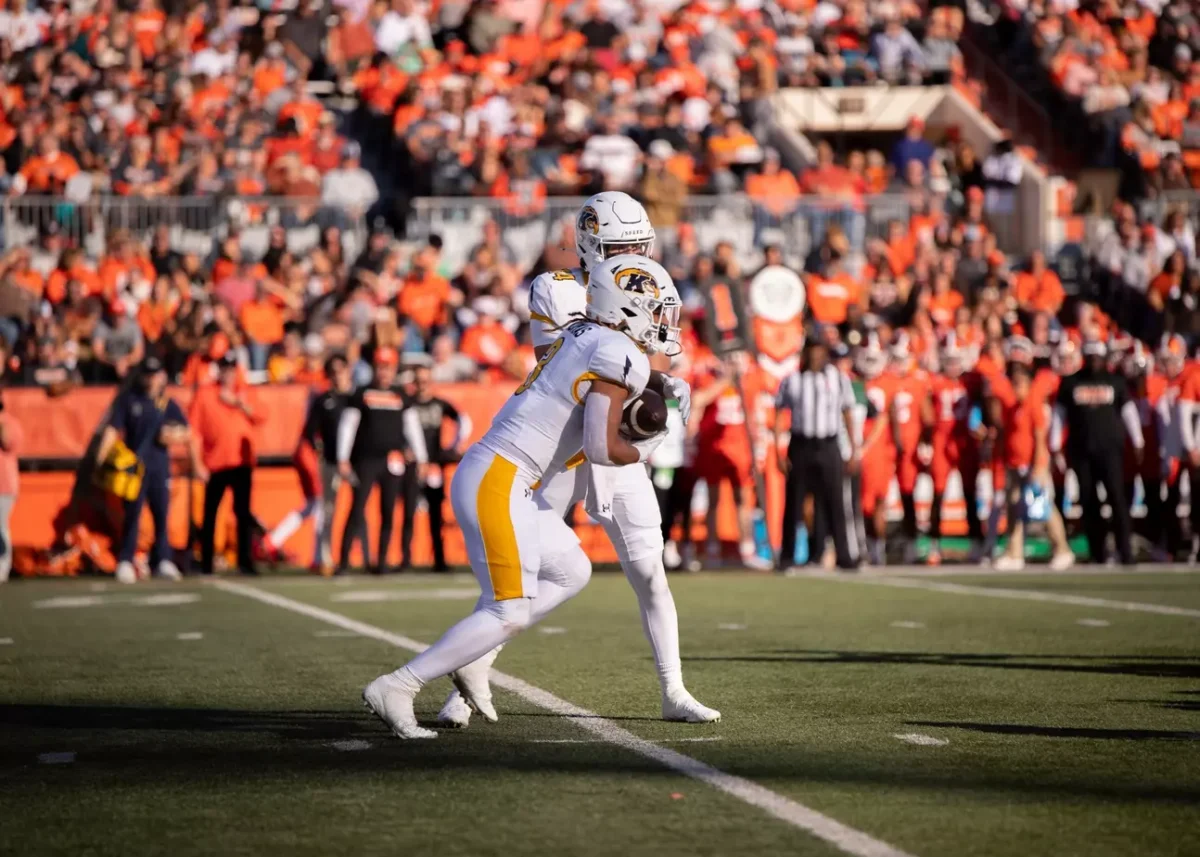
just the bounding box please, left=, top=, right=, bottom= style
left=268, top=499, right=316, bottom=548
left=739, top=539, right=755, bottom=558
left=621, top=551, right=683, bottom=696
left=402, top=598, right=532, bottom=685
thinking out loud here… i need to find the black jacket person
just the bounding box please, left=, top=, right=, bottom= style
left=335, top=347, right=428, bottom=574
left=1051, top=340, right=1144, bottom=564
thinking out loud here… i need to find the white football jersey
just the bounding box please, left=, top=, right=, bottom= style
left=479, top=319, right=650, bottom=479
left=528, top=268, right=587, bottom=348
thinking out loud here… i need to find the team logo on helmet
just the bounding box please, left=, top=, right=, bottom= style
left=577, top=206, right=600, bottom=236
left=614, top=266, right=660, bottom=298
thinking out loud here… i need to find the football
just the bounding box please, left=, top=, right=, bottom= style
left=621, top=388, right=669, bottom=439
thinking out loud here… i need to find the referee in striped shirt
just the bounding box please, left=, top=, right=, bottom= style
left=775, top=338, right=860, bottom=571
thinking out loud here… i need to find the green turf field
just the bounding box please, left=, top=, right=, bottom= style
left=2, top=568, right=1198, bottom=857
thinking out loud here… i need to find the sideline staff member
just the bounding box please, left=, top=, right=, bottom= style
left=191, top=354, right=262, bottom=576
left=1051, top=339, right=1143, bottom=565
left=775, top=338, right=860, bottom=571
left=336, top=347, right=428, bottom=574
left=401, top=364, right=470, bottom=572
left=100, top=357, right=206, bottom=583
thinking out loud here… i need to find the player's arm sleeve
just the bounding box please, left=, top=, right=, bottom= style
left=1181, top=389, right=1198, bottom=452
left=839, top=371, right=855, bottom=412
left=403, top=408, right=428, bottom=463
left=1121, top=401, right=1144, bottom=449
left=582, top=393, right=615, bottom=466
left=108, top=393, right=129, bottom=433
left=1050, top=404, right=1066, bottom=453
left=528, top=273, right=561, bottom=348
left=336, top=400, right=361, bottom=463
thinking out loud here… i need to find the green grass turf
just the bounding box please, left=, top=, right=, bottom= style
left=1, top=570, right=1198, bottom=857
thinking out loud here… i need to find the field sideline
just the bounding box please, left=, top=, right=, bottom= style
left=2, top=568, right=1198, bottom=857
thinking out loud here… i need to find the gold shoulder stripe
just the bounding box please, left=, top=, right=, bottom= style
left=530, top=311, right=555, bottom=325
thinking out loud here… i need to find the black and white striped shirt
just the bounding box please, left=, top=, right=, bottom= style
left=775, top=364, right=855, bottom=440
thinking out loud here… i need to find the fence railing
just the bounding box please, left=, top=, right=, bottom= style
left=408, top=193, right=913, bottom=276
left=1, top=196, right=367, bottom=263
left=1137, top=191, right=1200, bottom=226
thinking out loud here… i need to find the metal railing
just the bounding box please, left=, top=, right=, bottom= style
left=961, top=25, right=1061, bottom=169
left=408, top=194, right=913, bottom=276
left=1, top=196, right=368, bottom=262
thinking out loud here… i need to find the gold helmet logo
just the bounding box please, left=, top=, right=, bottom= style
left=577, top=206, right=600, bottom=235
left=614, top=266, right=660, bottom=298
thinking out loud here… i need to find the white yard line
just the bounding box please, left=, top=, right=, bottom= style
left=213, top=580, right=916, bottom=857
left=531, top=736, right=725, bottom=745
left=862, top=564, right=1200, bottom=578
left=892, top=734, right=948, bottom=747
left=848, top=576, right=1200, bottom=618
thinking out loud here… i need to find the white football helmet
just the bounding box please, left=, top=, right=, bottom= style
left=575, top=192, right=656, bottom=271
left=585, top=254, right=681, bottom=355
left=1160, top=333, right=1188, bottom=378
left=856, top=333, right=888, bottom=379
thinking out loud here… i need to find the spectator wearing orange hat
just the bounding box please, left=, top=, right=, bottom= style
left=190, top=354, right=262, bottom=576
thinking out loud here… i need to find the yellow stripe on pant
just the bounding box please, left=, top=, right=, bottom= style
left=475, top=454, right=524, bottom=600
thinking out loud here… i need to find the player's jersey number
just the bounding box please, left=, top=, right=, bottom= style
left=515, top=337, right=564, bottom=395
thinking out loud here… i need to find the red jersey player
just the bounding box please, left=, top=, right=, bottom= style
left=927, top=341, right=984, bottom=563
left=692, top=352, right=772, bottom=569
left=884, top=335, right=929, bottom=562
left=1123, top=344, right=1169, bottom=559
left=858, top=337, right=894, bottom=566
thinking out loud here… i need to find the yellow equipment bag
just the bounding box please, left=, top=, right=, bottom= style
left=93, top=439, right=144, bottom=502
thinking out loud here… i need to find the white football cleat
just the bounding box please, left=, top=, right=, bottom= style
left=663, top=690, right=721, bottom=723
left=437, top=689, right=473, bottom=728
left=993, top=555, right=1025, bottom=571
left=450, top=645, right=502, bottom=723
left=115, top=561, right=138, bottom=584
left=156, top=560, right=182, bottom=581
left=1049, top=551, right=1075, bottom=571
left=362, top=673, right=437, bottom=739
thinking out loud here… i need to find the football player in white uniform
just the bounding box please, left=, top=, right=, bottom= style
left=362, top=255, right=681, bottom=738
left=438, top=193, right=720, bottom=727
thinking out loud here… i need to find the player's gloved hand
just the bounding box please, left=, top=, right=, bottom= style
left=660, top=373, right=692, bottom=424
left=632, top=431, right=667, bottom=462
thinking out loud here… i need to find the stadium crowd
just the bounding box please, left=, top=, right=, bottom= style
left=0, top=0, right=1199, bottom=573
left=985, top=0, right=1200, bottom=201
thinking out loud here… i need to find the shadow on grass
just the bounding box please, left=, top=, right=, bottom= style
left=907, top=720, right=1200, bottom=741
left=685, top=650, right=1200, bottom=679
left=1, top=704, right=1198, bottom=807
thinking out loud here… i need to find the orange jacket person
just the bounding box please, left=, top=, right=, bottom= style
left=190, top=354, right=263, bottom=576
